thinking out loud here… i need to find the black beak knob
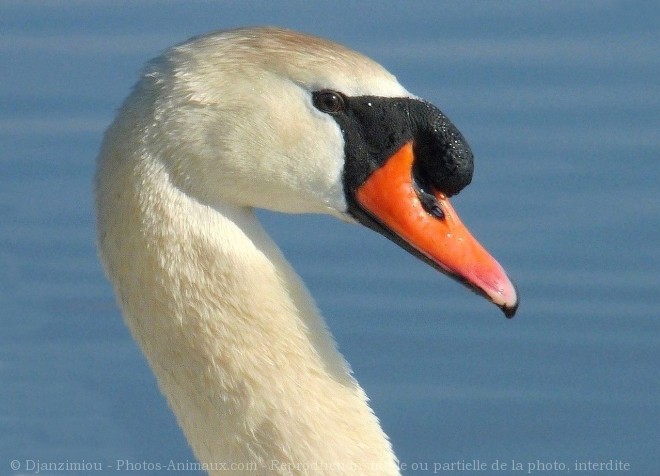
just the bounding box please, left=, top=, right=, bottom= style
left=413, top=104, right=474, bottom=197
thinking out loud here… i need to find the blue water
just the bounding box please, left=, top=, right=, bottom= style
left=2, top=1, right=658, bottom=474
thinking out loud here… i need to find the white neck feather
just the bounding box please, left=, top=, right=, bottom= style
left=96, top=144, right=400, bottom=475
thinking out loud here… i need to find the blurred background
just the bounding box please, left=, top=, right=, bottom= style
left=1, top=1, right=658, bottom=473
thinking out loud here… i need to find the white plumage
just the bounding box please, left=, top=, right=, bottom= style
left=96, top=27, right=405, bottom=475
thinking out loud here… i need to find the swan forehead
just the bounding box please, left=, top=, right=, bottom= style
left=172, top=27, right=410, bottom=98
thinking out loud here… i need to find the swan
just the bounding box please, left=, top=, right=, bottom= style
left=95, top=27, right=518, bottom=475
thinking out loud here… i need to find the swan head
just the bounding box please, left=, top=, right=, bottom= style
left=126, top=26, right=518, bottom=317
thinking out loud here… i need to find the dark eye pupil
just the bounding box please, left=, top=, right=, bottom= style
left=323, top=94, right=338, bottom=109
left=313, top=90, right=345, bottom=113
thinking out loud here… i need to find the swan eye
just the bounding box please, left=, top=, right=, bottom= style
left=312, top=90, right=346, bottom=114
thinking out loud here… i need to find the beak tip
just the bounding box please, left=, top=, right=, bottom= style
left=501, top=301, right=519, bottom=319
left=499, top=281, right=519, bottom=319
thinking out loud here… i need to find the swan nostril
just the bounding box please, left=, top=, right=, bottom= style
left=413, top=164, right=445, bottom=220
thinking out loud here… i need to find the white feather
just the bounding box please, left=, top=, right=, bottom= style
left=96, top=27, right=409, bottom=475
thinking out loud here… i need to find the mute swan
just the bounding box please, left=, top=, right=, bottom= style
left=95, top=27, right=518, bottom=475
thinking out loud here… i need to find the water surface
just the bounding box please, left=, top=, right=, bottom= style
left=2, top=1, right=658, bottom=474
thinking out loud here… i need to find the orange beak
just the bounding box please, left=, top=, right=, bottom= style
left=355, top=142, right=519, bottom=317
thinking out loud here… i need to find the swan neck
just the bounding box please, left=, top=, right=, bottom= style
left=95, top=150, right=399, bottom=475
